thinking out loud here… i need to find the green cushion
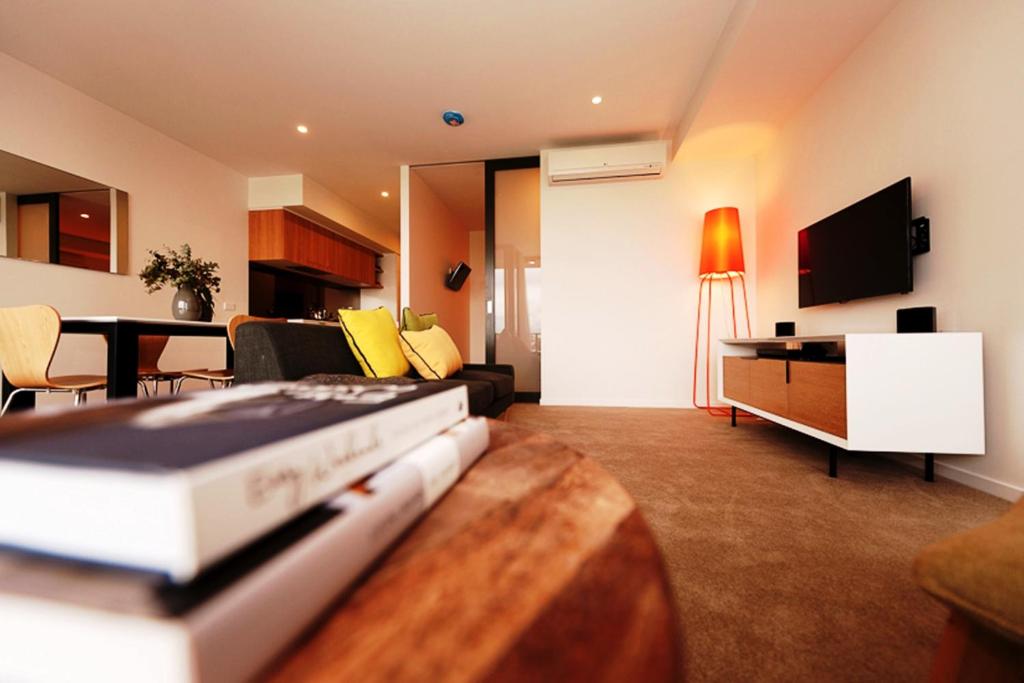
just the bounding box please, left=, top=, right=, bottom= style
left=401, top=307, right=438, bottom=332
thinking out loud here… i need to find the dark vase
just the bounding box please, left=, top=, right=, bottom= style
left=172, top=287, right=202, bottom=321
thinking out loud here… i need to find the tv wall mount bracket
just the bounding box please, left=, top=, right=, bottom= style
left=910, top=216, right=930, bottom=256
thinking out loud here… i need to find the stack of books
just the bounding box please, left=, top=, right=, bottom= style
left=0, top=381, right=488, bottom=682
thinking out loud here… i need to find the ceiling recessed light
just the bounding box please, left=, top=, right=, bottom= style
left=79, top=213, right=90, bottom=219
left=296, top=124, right=309, bottom=134
left=591, top=95, right=603, bottom=105
left=380, top=191, right=390, bottom=198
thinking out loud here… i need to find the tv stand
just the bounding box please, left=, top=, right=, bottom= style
left=717, top=334, right=984, bottom=479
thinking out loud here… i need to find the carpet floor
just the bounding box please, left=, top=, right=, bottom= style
left=505, top=404, right=1010, bottom=682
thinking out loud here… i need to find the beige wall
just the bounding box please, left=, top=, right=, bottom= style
left=541, top=149, right=757, bottom=407
left=755, top=0, right=1024, bottom=498
left=407, top=170, right=470, bottom=356
left=468, top=230, right=486, bottom=363
left=0, top=52, right=248, bottom=406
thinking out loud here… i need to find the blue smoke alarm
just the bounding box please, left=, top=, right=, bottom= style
left=442, top=110, right=465, bottom=127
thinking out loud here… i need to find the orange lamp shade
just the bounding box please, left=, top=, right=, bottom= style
left=699, top=207, right=744, bottom=276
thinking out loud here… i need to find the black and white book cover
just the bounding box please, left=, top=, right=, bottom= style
left=0, top=417, right=489, bottom=683
left=0, top=382, right=468, bottom=580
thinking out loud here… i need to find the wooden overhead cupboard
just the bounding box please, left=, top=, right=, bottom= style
left=249, top=209, right=380, bottom=289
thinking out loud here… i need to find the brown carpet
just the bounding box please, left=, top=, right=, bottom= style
left=505, top=404, right=1010, bottom=682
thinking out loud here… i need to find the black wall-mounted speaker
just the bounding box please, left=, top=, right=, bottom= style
left=775, top=321, right=796, bottom=337
left=897, top=306, right=936, bottom=333
left=445, top=261, right=472, bottom=291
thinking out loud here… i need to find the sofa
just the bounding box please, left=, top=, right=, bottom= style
left=233, top=322, right=515, bottom=418
left=914, top=497, right=1024, bottom=679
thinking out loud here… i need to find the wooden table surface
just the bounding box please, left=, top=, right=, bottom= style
left=266, top=420, right=682, bottom=682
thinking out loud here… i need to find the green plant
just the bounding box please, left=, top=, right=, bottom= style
left=139, top=244, right=221, bottom=313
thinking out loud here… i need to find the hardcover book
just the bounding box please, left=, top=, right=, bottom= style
left=0, top=418, right=490, bottom=683
left=0, top=381, right=468, bottom=580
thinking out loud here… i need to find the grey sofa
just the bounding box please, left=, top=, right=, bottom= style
left=233, top=322, right=515, bottom=418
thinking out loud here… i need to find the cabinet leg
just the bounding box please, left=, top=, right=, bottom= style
left=925, top=453, right=935, bottom=482
left=730, top=406, right=737, bottom=427
left=829, top=446, right=838, bottom=478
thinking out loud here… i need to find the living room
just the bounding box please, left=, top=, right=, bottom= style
left=0, top=0, right=1021, bottom=681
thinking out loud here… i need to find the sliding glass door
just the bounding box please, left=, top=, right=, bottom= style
left=486, top=158, right=541, bottom=400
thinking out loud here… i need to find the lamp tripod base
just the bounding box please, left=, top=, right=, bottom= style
left=692, top=271, right=752, bottom=415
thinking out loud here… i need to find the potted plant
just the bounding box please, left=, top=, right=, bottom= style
left=139, top=244, right=221, bottom=322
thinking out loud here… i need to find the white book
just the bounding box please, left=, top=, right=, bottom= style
left=0, top=417, right=490, bottom=683
left=0, top=382, right=468, bottom=581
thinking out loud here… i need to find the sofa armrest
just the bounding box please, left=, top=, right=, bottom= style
left=463, top=363, right=515, bottom=377
left=914, top=498, right=1024, bottom=644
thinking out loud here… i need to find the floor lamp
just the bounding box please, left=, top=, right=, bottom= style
left=693, top=207, right=751, bottom=415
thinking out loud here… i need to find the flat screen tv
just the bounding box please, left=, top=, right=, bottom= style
left=798, top=177, right=912, bottom=308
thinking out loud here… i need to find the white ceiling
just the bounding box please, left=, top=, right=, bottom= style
left=0, top=0, right=736, bottom=233
left=0, top=0, right=901, bottom=235
left=681, top=0, right=902, bottom=158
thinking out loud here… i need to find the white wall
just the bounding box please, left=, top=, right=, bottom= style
left=541, top=149, right=757, bottom=407
left=0, top=52, right=248, bottom=405
left=360, top=252, right=399, bottom=320
left=755, top=0, right=1024, bottom=499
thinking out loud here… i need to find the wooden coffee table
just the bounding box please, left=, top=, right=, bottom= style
left=265, top=420, right=682, bottom=682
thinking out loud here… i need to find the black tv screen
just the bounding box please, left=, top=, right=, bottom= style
left=798, top=178, right=912, bottom=308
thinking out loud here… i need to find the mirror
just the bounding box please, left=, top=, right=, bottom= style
left=0, top=149, right=128, bottom=274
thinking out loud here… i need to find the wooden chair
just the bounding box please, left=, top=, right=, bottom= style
left=0, top=305, right=107, bottom=416
left=175, top=315, right=284, bottom=391
left=137, top=335, right=182, bottom=396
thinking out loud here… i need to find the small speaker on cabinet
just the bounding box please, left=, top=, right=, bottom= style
left=775, top=321, right=796, bottom=337
left=897, top=306, right=936, bottom=333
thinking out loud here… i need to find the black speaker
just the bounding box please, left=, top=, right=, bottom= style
left=444, top=261, right=472, bottom=291
left=775, top=321, right=796, bottom=337
left=897, top=306, right=936, bottom=333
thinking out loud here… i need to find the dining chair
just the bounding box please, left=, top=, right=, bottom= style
left=0, top=305, right=107, bottom=416
left=137, top=335, right=183, bottom=396
left=175, top=315, right=284, bottom=391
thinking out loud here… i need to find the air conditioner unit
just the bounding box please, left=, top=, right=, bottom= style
left=546, top=140, right=669, bottom=185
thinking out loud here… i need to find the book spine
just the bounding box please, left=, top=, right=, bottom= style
left=186, top=387, right=469, bottom=581
left=186, top=418, right=489, bottom=682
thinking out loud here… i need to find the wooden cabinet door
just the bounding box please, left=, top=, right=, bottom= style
left=788, top=361, right=847, bottom=437
left=748, top=359, right=788, bottom=416
left=722, top=356, right=752, bottom=404
left=249, top=209, right=382, bottom=287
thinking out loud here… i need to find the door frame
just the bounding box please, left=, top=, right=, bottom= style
left=16, top=193, right=60, bottom=264
left=484, top=155, right=540, bottom=402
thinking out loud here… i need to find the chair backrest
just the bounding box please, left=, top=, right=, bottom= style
left=0, top=305, right=62, bottom=389
left=227, top=315, right=286, bottom=349
left=137, top=335, right=171, bottom=374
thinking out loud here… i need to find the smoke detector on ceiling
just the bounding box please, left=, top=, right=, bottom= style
left=442, top=110, right=465, bottom=127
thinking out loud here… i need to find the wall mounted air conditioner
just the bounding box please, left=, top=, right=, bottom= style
left=546, top=140, right=669, bottom=185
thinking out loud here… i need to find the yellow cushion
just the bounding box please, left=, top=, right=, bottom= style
left=338, top=307, right=410, bottom=378
left=399, top=325, right=464, bottom=380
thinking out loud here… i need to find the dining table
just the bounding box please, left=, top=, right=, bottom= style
left=1, top=316, right=230, bottom=412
